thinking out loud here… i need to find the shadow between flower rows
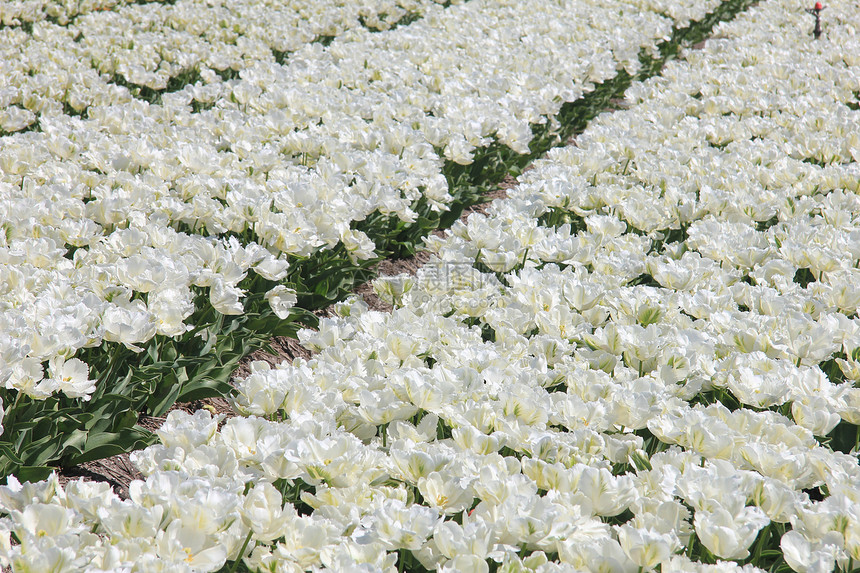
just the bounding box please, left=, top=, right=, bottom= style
left=0, top=0, right=763, bottom=482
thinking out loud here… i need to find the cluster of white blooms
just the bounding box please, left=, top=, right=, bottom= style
left=0, top=0, right=134, bottom=27
left=0, top=0, right=712, bottom=246
left=72, top=0, right=461, bottom=91
left=0, top=0, right=450, bottom=32
left=0, top=0, right=719, bottom=403
left=0, top=0, right=457, bottom=130
left=0, top=192, right=292, bottom=399
left=4, top=0, right=860, bottom=572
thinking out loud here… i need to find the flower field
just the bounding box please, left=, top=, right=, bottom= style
left=0, top=0, right=745, bottom=479
left=1, top=0, right=859, bottom=570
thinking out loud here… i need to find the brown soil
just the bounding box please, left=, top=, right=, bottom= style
left=55, top=178, right=516, bottom=498
left=232, top=336, right=315, bottom=380
left=55, top=396, right=236, bottom=497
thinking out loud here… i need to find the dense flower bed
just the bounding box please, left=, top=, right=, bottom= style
left=2, top=0, right=857, bottom=570
left=1, top=0, right=462, bottom=122
left=0, top=0, right=137, bottom=27
left=0, top=0, right=719, bottom=407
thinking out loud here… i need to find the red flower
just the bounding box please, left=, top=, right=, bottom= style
left=814, top=2, right=822, bottom=9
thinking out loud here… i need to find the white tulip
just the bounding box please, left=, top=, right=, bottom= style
left=693, top=505, right=770, bottom=560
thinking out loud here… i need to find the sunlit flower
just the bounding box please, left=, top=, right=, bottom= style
left=46, top=356, right=96, bottom=400
left=693, top=505, right=770, bottom=560
left=265, top=285, right=298, bottom=319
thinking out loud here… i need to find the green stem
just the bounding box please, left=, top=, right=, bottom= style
left=96, top=343, right=127, bottom=401
left=3, top=391, right=23, bottom=432
left=228, top=529, right=254, bottom=573
left=277, top=478, right=290, bottom=501
left=854, top=425, right=859, bottom=454
left=686, top=531, right=698, bottom=560
left=751, top=522, right=771, bottom=566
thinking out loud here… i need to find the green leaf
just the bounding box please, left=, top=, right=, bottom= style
left=176, top=377, right=233, bottom=404
left=64, top=426, right=156, bottom=466
left=14, top=466, right=55, bottom=483
left=147, top=381, right=182, bottom=418
left=0, top=442, right=24, bottom=465
left=20, top=433, right=62, bottom=467
left=58, top=429, right=89, bottom=458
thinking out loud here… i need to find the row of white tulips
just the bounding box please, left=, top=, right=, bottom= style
left=355, top=0, right=860, bottom=568
left=0, top=0, right=141, bottom=26
left=0, top=0, right=720, bottom=404
left=3, top=0, right=858, bottom=571
left=0, top=0, right=459, bottom=130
